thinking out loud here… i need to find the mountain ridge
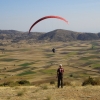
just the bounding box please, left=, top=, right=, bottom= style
left=0, top=29, right=100, bottom=42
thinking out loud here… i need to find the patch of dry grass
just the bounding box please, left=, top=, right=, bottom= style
left=0, top=85, right=100, bottom=100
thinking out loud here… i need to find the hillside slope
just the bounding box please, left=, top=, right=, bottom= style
left=0, top=85, right=100, bottom=100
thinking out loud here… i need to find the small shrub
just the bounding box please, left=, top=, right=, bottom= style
left=41, top=85, right=48, bottom=90
left=69, top=74, right=73, bottom=77
left=7, top=97, right=11, bottom=99
left=46, top=96, right=51, bottom=100
left=17, top=91, right=24, bottom=96
left=16, top=80, right=30, bottom=85
left=3, top=81, right=14, bottom=86
left=50, top=81, right=55, bottom=85
left=4, top=76, right=7, bottom=78
left=0, top=80, right=30, bottom=87
left=0, top=83, right=3, bottom=86
left=14, top=86, right=20, bottom=89
left=63, top=81, right=72, bottom=86
left=82, top=76, right=100, bottom=86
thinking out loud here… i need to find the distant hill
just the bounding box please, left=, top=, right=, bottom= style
left=0, top=29, right=100, bottom=42
left=38, top=29, right=80, bottom=41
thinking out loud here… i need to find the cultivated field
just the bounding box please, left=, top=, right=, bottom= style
left=0, top=40, right=100, bottom=100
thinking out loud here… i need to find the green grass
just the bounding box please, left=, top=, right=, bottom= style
left=6, top=49, right=29, bottom=52
left=18, top=70, right=36, bottom=76
left=20, top=49, right=29, bottom=51
left=80, top=55, right=97, bottom=60
left=45, top=53, right=55, bottom=58
left=92, top=63, right=100, bottom=68
left=0, top=54, right=7, bottom=57
left=68, top=71, right=90, bottom=78
left=8, top=67, right=29, bottom=72
left=91, top=42, right=99, bottom=46
left=68, top=52, right=76, bottom=55
left=19, top=62, right=35, bottom=67
left=65, top=52, right=77, bottom=57
left=80, top=57, right=90, bottom=60
left=41, top=69, right=56, bottom=75
left=0, top=58, right=18, bottom=62
left=47, top=60, right=57, bottom=64
left=81, top=61, right=93, bottom=66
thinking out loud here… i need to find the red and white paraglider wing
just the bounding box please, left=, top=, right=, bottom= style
left=29, top=15, right=68, bottom=33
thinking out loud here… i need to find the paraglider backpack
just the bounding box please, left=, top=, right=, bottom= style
left=57, top=68, right=64, bottom=76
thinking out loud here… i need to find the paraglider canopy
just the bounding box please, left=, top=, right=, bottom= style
left=29, top=15, right=68, bottom=33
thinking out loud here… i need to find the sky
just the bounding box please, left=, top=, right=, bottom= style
left=0, top=0, right=100, bottom=33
